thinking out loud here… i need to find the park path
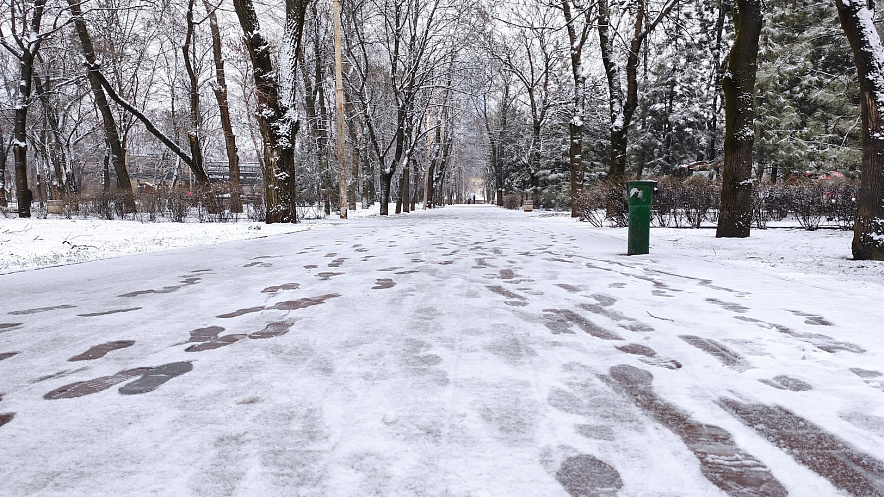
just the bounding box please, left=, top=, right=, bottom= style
left=1, top=206, right=883, bottom=497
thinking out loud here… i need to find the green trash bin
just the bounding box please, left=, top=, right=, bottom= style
left=626, top=180, right=657, bottom=255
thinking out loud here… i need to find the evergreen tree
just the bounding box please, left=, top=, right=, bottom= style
left=755, top=1, right=860, bottom=182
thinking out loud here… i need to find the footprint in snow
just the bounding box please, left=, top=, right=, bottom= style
left=616, top=343, right=681, bottom=369
left=186, top=334, right=247, bottom=352
left=44, top=367, right=152, bottom=399
left=68, top=341, right=135, bottom=362
left=118, top=362, right=193, bottom=395
left=555, top=454, right=623, bottom=497
left=759, top=375, right=813, bottom=391
left=372, top=279, right=396, bottom=290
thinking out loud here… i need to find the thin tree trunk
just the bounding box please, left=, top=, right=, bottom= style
left=836, top=0, right=884, bottom=260
left=33, top=74, right=70, bottom=198
left=182, top=0, right=213, bottom=201
left=10, top=0, right=46, bottom=218
left=561, top=0, right=589, bottom=216
left=716, top=0, right=762, bottom=238
left=203, top=0, right=242, bottom=212
left=67, top=0, right=134, bottom=210
left=0, top=131, right=9, bottom=208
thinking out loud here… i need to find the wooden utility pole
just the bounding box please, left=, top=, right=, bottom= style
left=334, top=0, right=347, bottom=219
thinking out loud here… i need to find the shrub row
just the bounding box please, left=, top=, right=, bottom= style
left=576, top=177, right=858, bottom=231
left=37, top=183, right=265, bottom=223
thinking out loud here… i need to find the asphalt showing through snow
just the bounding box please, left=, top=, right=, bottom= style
left=1, top=205, right=883, bottom=496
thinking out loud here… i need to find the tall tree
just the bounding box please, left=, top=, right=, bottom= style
left=755, top=1, right=858, bottom=182
left=558, top=0, right=591, bottom=216
left=1, top=0, right=47, bottom=217
left=835, top=0, right=884, bottom=260
left=182, top=0, right=213, bottom=190
left=232, top=0, right=310, bottom=223
left=716, top=0, right=762, bottom=238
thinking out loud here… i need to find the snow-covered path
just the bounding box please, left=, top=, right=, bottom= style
left=1, top=206, right=883, bottom=497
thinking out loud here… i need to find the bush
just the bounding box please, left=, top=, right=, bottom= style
left=788, top=182, right=826, bottom=231
left=826, top=181, right=859, bottom=230
left=575, top=180, right=628, bottom=227
left=651, top=175, right=718, bottom=228
left=503, top=194, right=521, bottom=210
left=575, top=186, right=607, bottom=227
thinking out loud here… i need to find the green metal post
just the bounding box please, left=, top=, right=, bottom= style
left=627, top=180, right=657, bottom=255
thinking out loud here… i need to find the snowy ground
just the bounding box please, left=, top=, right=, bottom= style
left=1, top=205, right=883, bottom=496
left=0, top=205, right=383, bottom=275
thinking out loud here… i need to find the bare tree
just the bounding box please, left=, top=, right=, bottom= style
left=489, top=3, right=563, bottom=207
left=66, top=0, right=135, bottom=208
left=181, top=0, right=213, bottom=190
left=835, top=0, right=884, bottom=260
left=716, top=0, right=762, bottom=238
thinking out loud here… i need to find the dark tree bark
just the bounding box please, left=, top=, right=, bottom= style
left=233, top=0, right=310, bottom=223
left=66, top=0, right=134, bottom=209
left=204, top=0, right=242, bottom=212
left=716, top=0, right=762, bottom=238
left=3, top=0, right=47, bottom=217
left=836, top=0, right=884, bottom=260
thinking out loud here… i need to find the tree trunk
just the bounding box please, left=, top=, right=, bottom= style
left=204, top=0, right=242, bottom=212
left=716, top=0, right=762, bottom=238
left=399, top=162, right=410, bottom=213
left=561, top=0, right=589, bottom=217
left=183, top=0, right=213, bottom=201
left=10, top=0, right=46, bottom=218
left=836, top=0, right=884, bottom=260
left=233, top=0, right=309, bottom=223
left=67, top=0, right=134, bottom=210
left=380, top=169, right=394, bottom=215
left=0, top=132, right=9, bottom=208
